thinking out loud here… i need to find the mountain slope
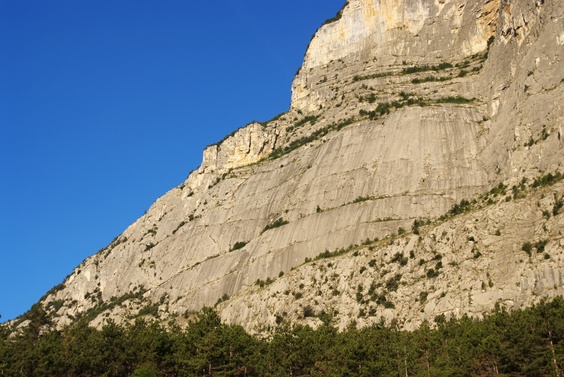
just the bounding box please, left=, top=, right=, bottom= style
left=221, top=175, right=564, bottom=332
left=25, top=0, right=564, bottom=332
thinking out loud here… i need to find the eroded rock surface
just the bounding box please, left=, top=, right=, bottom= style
left=35, top=0, right=563, bottom=332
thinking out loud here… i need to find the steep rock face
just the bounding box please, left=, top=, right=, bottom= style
left=36, top=0, right=563, bottom=331
left=221, top=180, right=564, bottom=333
left=291, top=0, right=499, bottom=111
left=196, top=122, right=279, bottom=177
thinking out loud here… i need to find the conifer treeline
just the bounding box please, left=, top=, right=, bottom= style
left=2, top=297, right=564, bottom=376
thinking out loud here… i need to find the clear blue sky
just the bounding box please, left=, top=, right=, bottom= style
left=0, top=0, right=345, bottom=322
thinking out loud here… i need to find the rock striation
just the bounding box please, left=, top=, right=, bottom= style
left=28, top=0, right=563, bottom=333
left=221, top=179, right=564, bottom=332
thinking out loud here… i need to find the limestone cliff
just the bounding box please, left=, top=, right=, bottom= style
left=221, top=178, right=564, bottom=332
left=26, top=0, right=563, bottom=333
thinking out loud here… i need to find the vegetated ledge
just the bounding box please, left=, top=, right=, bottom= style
left=268, top=93, right=475, bottom=161
left=351, top=41, right=493, bottom=84
left=269, top=117, right=357, bottom=160
left=296, top=170, right=564, bottom=268
left=201, top=49, right=491, bottom=167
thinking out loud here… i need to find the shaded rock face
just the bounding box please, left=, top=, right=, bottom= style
left=39, top=0, right=563, bottom=332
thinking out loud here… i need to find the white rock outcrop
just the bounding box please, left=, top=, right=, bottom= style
left=291, top=0, right=499, bottom=111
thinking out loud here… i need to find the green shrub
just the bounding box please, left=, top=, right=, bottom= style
left=353, top=71, right=394, bottom=81
left=391, top=252, right=408, bottom=266
left=46, top=300, right=65, bottom=313
left=255, top=278, right=274, bottom=288
left=261, top=218, right=289, bottom=233
left=230, top=241, right=249, bottom=251
left=215, top=293, right=230, bottom=306
left=353, top=195, right=373, bottom=203
left=172, top=221, right=187, bottom=235
left=376, top=102, right=391, bottom=115
left=303, top=306, right=315, bottom=318
left=419, top=291, right=428, bottom=303
left=412, top=219, right=425, bottom=234
left=269, top=117, right=357, bottom=160
left=522, top=242, right=533, bottom=256
left=402, top=62, right=453, bottom=75
left=132, top=363, right=158, bottom=377
left=286, top=115, right=319, bottom=133
left=138, top=304, right=159, bottom=317
left=411, top=75, right=452, bottom=84
left=385, top=274, right=402, bottom=292
left=426, top=268, right=439, bottom=278
left=541, top=126, right=550, bottom=140
left=436, top=96, right=474, bottom=104
left=553, top=198, right=563, bottom=216
left=534, top=240, right=548, bottom=253
left=489, top=182, right=507, bottom=197
left=315, top=244, right=356, bottom=260
left=531, top=172, right=563, bottom=188
left=356, top=291, right=364, bottom=304
left=448, top=199, right=471, bottom=216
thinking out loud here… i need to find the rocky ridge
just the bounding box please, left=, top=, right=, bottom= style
left=22, top=0, right=564, bottom=333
